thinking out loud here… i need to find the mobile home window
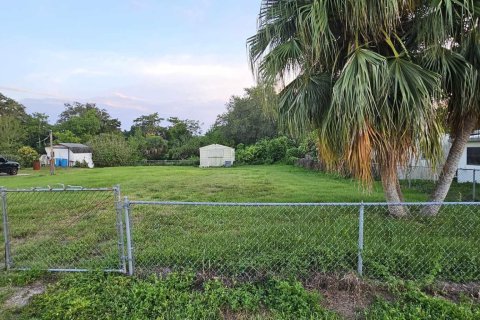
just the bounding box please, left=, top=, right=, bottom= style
left=467, top=147, right=480, bottom=165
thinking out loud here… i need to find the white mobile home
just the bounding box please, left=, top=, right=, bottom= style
left=397, top=132, right=480, bottom=183
left=199, top=144, right=235, bottom=167
left=45, top=143, right=94, bottom=168
left=456, top=132, right=480, bottom=182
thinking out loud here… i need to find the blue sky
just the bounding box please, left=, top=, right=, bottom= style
left=0, top=0, right=259, bottom=131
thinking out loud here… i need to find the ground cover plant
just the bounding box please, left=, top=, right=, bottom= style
left=0, top=165, right=479, bottom=318
left=364, top=286, right=480, bottom=319
left=18, top=272, right=340, bottom=320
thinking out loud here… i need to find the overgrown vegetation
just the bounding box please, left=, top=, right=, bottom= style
left=364, top=287, right=480, bottom=319
left=19, top=273, right=338, bottom=320
left=1, top=166, right=479, bottom=318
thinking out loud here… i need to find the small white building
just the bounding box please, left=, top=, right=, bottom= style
left=456, top=132, right=480, bottom=182
left=45, top=143, right=94, bottom=168
left=398, top=135, right=451, bottom=181
left=398, top=132, right=480, bottom=183
left=199, top=144, right=235, bottom=168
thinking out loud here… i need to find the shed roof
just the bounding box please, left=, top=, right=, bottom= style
left=56, top=143, right=92, bottom=153
left=199, top=144, right=234, bottom=150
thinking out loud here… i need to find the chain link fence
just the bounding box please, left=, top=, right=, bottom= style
left=0, top=188, right=479, bottom=282
left=125, top=200, right=480, bottom=282
left=399, top=166, right=480, bottom=201
left=0, top=186, right=125, bottom=273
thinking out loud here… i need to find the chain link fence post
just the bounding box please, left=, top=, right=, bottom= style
left=473, top=170, right=476, bottom=202
left=1, top=188, right=11, bottom=270
left=113, top=185, right=126, bottom=274
left=124, top=196, right=134, bottom=276
left=357, top=202, right=364, bottom=276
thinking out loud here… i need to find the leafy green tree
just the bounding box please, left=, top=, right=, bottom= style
left=56, top=108, right=101, bottom=142
left=0, top=116, right=25, bottom=153
left=25, top=113, right=51, bottom=152
left=0, top=93, right=28, bottom=121
left=166, top=117, right=201, bottom=148
left=168, top=136, right=205, bottom=160
left=58, top=102, right=121, bottom=133
left=248, top=0, right=448, bottom=216
left=131, top=113, right=165, bottom=137
left=144, top=135, right=168, bottom=160
left=127, top=128, right=147, bottom=161
left=208, top=87, right=278, bottom=146
left=53, top=130, right=82, bottom=144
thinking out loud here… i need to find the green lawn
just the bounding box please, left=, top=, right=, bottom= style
left=1, top=165, right=479, bottom=319
left=1, top=164, right=479, bottom=282
left=0, top=164, right=428, bottom=202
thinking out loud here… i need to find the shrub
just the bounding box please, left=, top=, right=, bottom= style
left=17, top=146, right=39, bottom=168
left=73, top=160, right=89, bottom=168
left=88, top=133, right=136, bottom=167
left=236, top=136, right=295, bottom=165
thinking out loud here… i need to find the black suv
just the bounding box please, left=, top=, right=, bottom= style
left=0, top=156, right=20, bottom=175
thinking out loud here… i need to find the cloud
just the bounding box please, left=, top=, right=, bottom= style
left=174, top=0, right=213, bottom=21
left=8, top=49, right=255, bottom=130
left=0, top=86, right=70, bottom=99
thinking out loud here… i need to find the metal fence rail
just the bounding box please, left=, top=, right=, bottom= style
left=0, top=186, right=125, bottom=273
left=125, top=200, right=480, bottom=281
left=399, top=166, right=480, bottom=201
left=0, top=188, right=479, bottom=282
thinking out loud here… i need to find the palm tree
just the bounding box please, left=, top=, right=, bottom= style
left=248, top=0, right=446, bottom=217
left=414, top=2, right=480, bottom=215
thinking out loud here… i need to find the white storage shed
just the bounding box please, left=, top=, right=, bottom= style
left=199, top=144, right=235, bottom=167
left=45, top=143, right=94, bottom=168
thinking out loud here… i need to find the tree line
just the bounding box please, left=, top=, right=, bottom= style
left=0, top=87, right=298, bottom=167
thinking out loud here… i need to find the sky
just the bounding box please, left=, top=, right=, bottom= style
left=0, top=0, right=260, bottom=131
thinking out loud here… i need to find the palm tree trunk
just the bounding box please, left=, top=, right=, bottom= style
left=380, top=163, right=408, bottom=217
left=423, top=117, right=478, bottom=215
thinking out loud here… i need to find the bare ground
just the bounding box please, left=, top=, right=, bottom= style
left=3, top=281, right=45, bottom=309
left=304, top=273, right=393, bottom=320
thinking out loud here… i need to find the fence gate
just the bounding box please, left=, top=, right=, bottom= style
left=0, top=186, right=126, bottom=273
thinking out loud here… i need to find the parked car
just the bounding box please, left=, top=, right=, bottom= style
left=0, top=156, right=20, bottom=175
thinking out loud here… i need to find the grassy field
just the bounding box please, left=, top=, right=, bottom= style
left=0, top=165, right=478, bottom=281
left=0, top=165, right=479, bottom=319
left=0, top=164, right=429, bottom=202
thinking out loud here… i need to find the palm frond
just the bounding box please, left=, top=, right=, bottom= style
left=278, top=72, right=332, bottom=136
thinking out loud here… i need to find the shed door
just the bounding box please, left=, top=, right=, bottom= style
left=209, top=149, right=224, bottom=166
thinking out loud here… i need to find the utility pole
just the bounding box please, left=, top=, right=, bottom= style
left=49, top=130, right=55, bottom=175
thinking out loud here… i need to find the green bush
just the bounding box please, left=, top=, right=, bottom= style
left=88, top=133, right=136, bottom=167
left=17, top=146, right=39, bottom=168
left=236, top=136, right=296, bottom=165
left=73, top=160, right=89, bottom=168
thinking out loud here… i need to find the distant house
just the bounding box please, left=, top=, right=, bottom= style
left=199, top=144, right=235, bottom=168
left=456, top=131, right=480, bottom=182
left=398, top=132, right=480, bottom=183
left=44, top=143, right=94, bottom=168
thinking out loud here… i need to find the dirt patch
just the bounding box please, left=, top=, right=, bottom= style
left=427, top=281, right=480, bottom=302
left=304, top=273, right=393, bottom=320
left=4, top=282, right=45, bottom=309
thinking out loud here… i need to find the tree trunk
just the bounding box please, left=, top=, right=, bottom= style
left=380, top=163, right=408, bottom=218
left=423, top=116, right=478, bottom=215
